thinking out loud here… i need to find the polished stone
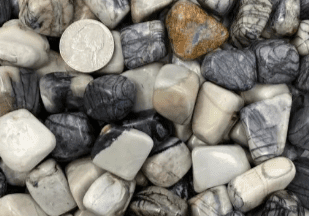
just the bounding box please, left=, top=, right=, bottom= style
left=197, top=0, right=235, bottom=16
left=0, top=160, right=29, bottom=187
left=192, top=82, right=244, bottom=145
left=84, top=75, right=136, bottom=122
left=292, top=20, right=309, bottom=56
left=230, top=121, right=248, bottom=148
left=300, top=0, right=309, bottom=19
left=241, top=93, right=292, bottom=163
left=83, top=172, right=135, bottom=216
left=121, top=20, right=166, bottom=69
left=0, top=109, right=56, bottom=172
left=36, top=51, right=69, bottom=77
left=187, top=135, right=209, bottom=150
left=26, top=159, right=77, bottom=216
left=166, top=1, right=229, bottom=60
left=295, top=55, right=309, bottom=91
left=228, top=157, right=296, bottom=212
left=174, top=123, right=192, bottom=142
left=142, top=137, right=192, bottom=187
left=201, top=49, right=257, bottom=91
left=192, top=145, right=250, bottom=192
left=73, top=0, right=98, bottom=22
left=0, top=0, right=11, bottom=26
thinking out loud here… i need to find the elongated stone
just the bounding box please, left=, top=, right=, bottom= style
left=300, top=0, right=309, bottom=19
left=197, top=0, right=235, bottom=16
left=0, top=0, right=11, bottom=26
left=26, top=159, right=77, bottom=216
left=121, top=20, right=166, bottom=69
left=295, top=55, right=309, bottom=91
left=19, top=0, right=74, bottom=37
left=240, top=93, right=292, bottom=163
left=292, top=20, right=309, bottom=56
left=201, top=49, right=257, bottom=91
left=228, top=157, right=296, bottom=212
left=83, top=172, right=135, bottom=216
left=166, top=1, right=229, bottom=60
left=167, top=171, right=196, bottom=200
left=189, top=185, right=233, bottom=216
left=192, top=82, right=244, bottom=145
left=73, top=0, right=98, bottom=22
left=230, top=121, right=248, bottom=148
left=0, top=160, right=29, bottom=187
left=130, top=186, right=188, bottom=216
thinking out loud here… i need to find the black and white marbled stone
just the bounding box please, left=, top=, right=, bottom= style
left=84, top=75, right=136, bottom=122
left=130, top=186, right=188, bottom=216
left=40, top=72, right=93, bottom=114
left=201, top=49, right=256, bottom=91
left=0, top=169, right=7, bottom=197
left=121, top=20, right=167, bottom=69
left=10, top=0, right=19, bottom=18
left=292, top=20, right=309, bottom=56
left=45, top=112, right=96, bottom=162
left=0, top=0, right=11, bottom=26
left=197, top=0, right=235, bottom=16
left=300, top=0, right=309, bottom=19
left=295, top=55, right=309, bottom=91
left=252, top=39, right=300, bottom=84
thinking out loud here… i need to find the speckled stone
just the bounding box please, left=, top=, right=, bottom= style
left=252, top=39, right=300, bottom=84
left=292, top=20, right=309, bottom=56
left=19, top=0, right=74, bottom=37
left=0, top=160, right=29, bottom=187
left=166, top=1, right=229, bottom=60
left=197, top=0, right=235, bottom=16
left=0, top=0, right=11, bottom=26
left=201, top=48, right=257, bottom=91
left=73, top=0, right=98, bottom=22
left=130, top=186, right=188, bottom=216
left=230, top=0, right=272, bottom=47
left=300, top=0, right=309, bottom=19
left=121, top=20, right=167, bottom=69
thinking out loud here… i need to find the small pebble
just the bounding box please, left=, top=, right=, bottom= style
left=229, top=121, right=248, bottom=148
left=292, top=20, right=309, bottom=56
left=187, top=135, right=209, bottom=150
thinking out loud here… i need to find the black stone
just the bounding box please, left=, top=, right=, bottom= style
left=201, top=49, right=257, bottom=91
left=0, top=0, right=11, bottom=26
left=300, top=0, right=309, bottom=20
left=0, top=169, right=6, bottom=197
left=148, top=137, right=182, bottom=157
left=84, top=75, right=136, bottom=122
left=295, top=55, right=309, bottom=92
left=45, top=112, right=96, bottom=162
left=251, top=39, right=299, bottom=84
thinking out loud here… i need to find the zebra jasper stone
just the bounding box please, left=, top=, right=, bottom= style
left=292, top=20, right=309, bottom=56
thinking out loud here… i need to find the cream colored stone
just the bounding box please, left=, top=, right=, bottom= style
left=0, top=160, right=29, bottom=186
left=230, top=121, right=248, bottom=148
left=73, top=0, right=98, bottom=22
left=228, top=157, right=296, bottom=212
left=192, top=82, right=244, bottom=145
left=187, top=134, right=209, bottom=151
left=70, top=74, right=94, bottom=98
left=174, top=122, right=192, bottom=142
left=66, top=157, right=105, bottom=210
left=74, top=210, right=98, bottom=216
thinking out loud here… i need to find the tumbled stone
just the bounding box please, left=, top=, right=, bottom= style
left=92, top=125, right=153, bottom=181
left=187, top=135, right=209, bottom=150
left=0, top=160, right=29, bottom=186
left=201, top=49, right=257, bottom=91
left=292, top=20, right=309, bottom=56
left=73, top=0, right=98, bottom=22
left=142, top=137, right=192, bottom=187
left=0, top=194, right=47, bottom=216
left=19, top=0, right=74, bottom=37
left=0, top=0, right=11, bottom=26
left=130, top=186, right=188, bottom=216
left=192, top=145, right=250, bottom=192
left=167, top=171, right=196, bottom=200
left=40, top=72, right=93, bottom=113
left=153, top=64, right=199, bottom=125
left=295, top=55, right=309, bottom=91
left=197, top=0, right=235, bottom=16
left=0, top=19, right=49, bottom=69
left=228, top=157, right=296, bottom=212
left=166, top=1, right=229, bottom=60
left=174, top=123, right=192, bottom=142
left=192, top=82, right=244, bottom=145
left=121, top=20, right=166, bottom=69
left=84, top=75, right=136, bottom=122
left=83, top=172, right=135, bottom=216
left=135, top=171, right=149, bottom=187
left=10, top=0, right=19, bottom=18
left=26, top=159, right=77, bottom=216
left=230, top=121, right=248, bottom=148
left=300, top=0, right=309, bottom=19
left=122, top=63, right=162, bottom=112
left=241, top=93, right=292, bottom=163
left=189, top=185, right=233, bottom=216
left=251, top=39, right=299, bottom=84
left=0, top=109, right=56, bottom=172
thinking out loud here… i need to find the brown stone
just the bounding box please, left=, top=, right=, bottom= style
left=166, top=1, right=229, bottom=60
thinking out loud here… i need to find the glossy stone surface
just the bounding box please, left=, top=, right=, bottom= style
left=0, top=0, right=11, bottom=26
left=252, top=39, right=299, bottom=84
left=26, top=159, right=77, bottom=216
left=153, top=64, right=199, bottom=125
left=192, top=82, right=244, bottom=145
left=192, top=145, right=250, bottom=192
left=0, top=19, right=49, bottom=69
left=189, top=185, right=233, bottom=216
left=166, top=1, right=229, bottom=60
left=0, top=194, right=47, bottom=216
left=73, top=0, right=98, bottom=22
left=19, top=0, right=74, bottom=37
left=230, top=121, right=248, bottom=148
left=167, top=171, right=196, bottom=200
left=0, top=160, right=29, bottom=187
left=84, top=75, right=136, bottom=122
left=174, top=123, right=192, bottom=142
left=295, top=55, right=309, bottom=91
left=130, top=186, right=188, bottom=216
left=300, top=0, right=309, bottom=19
left=197, top=0, right=235, bottom=16
left=83, top=172, right=135, bottom=216
left=201, top=49, right=256, bottom=91
left=228, top=157, right=296, bottom=212
left=121, top=20, right=166, bottom=69
left=0, top=109, right=56, bottom=172
left=187, top=135, right=209, bottom=150
left=40, top=72, right=93, bottom=113
left=230, top=0, right=272, bottom=47
left=92, top=125, right=153, bottom=181
left=241, top=93, right=292, bottom=163
left=292, top=20, right=309, bottom=56
left=142, top=137, right=192, bottom=187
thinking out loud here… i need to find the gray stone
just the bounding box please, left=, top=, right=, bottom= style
left=300, top=0, right=309, bottom=19
left=197, top=0, right=235, bottom=16
left=0, top=0, right=11, bottom=26
left=295, top=55, right=309, bottom=91
left=292, top=20, right=309, bottom=56
left=10, top=0, right=19, bottom=18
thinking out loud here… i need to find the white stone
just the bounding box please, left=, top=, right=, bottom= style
left=83, top=172, right=135, bottom=216
left=292, top=20, right=309, bottom=56
left=0, top=160, right=29, bottom=186
left=174, top=122, right=192, bottom=142
left=192, top=145, right=251, bottom=193
left=229, top=121, right=248, bottom=148
left=0, top=194, right=47, bottom=216
left=0, top=109, right=56, bottom=172
left=187, top=135, right=209, bottom=151
left=26, top=159, right=77, bottom=216
left=122, top=63, right=163, bottom=112
left=192, top=82, right=244, bottom=145
left=66, top=157, right=105, bottom=210
left=228, top=157, right=296, bottom=212
left=74, top=210, right=99, bottom=216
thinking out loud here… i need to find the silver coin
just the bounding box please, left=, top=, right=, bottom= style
left=60, top=19, right=114, bottom=73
